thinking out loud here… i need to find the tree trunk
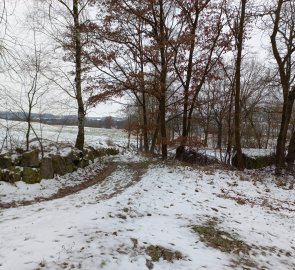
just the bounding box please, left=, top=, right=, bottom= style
left=217, top=121, right=222, bottom=149
left=270, top=0, right=295, bottom=175
left=275, top=89, right=295, bottom=173
left=159, top=96, right=167, bottom=159
left=158, top=0, right=167, bottom=160
left=73, top=0, right=85, bottom=151
left=225, top=82, right=235, bottom=165
left=26, top=113, right=31, bottom=151
left=142, top=92, right=149, bottom=152
left=286, top=127, right=295, bottom=172
left=150, top=114, right=160, bottom=154
left=234, top=0, right=247, bottom=171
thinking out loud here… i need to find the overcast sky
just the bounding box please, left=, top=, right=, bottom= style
left=1, top=0, right=270, bottom=118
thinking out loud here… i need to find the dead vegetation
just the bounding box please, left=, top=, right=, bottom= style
left=192, top=219, right=259, bottom=269
left=144, top=245, right=183, bottom=262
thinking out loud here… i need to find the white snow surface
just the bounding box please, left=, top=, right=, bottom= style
left=0, top=160, right=294, bottom=270
left=0, top=119, right=132, bottom=150
left=0, top=120, right=294, bottom=269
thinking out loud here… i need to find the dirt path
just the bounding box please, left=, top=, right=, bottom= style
left=0, top=160, right=151, bottom=209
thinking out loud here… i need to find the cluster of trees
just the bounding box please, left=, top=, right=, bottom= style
left=0, top=0, right=295, bottom=175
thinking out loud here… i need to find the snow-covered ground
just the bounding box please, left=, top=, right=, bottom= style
left=0, top=159, right=294, bottom=269
left=0, top=121, right=294, bottom=270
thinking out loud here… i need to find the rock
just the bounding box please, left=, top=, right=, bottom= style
left=175, top=146, right=218, bottom=165
left=231, top=153, right=275, bottom=169
left=77, top=159, right=90, bottom=168
left=84, top=148, right=95, bottom=162
left=63, top=152, right=74, bottom=173
left=52, top=155, right=73, bottom=176
left=40, top=157, right=54, bottom=179
left=22, top=167, right=41, bottom=184
left=87, top=146, right=101, bottom=158
left=0, top=167, right=22, bottom=183
left=9, top=167, right=22, bottom=182
left=0, top=155, right=13, bottom=169
left=72, top=150, right=83, bottom=166
left=20, top=150, right=39, bottom=168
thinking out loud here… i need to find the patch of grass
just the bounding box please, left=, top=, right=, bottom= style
left=192, top=220, right=262, bottom=269
left=130, top=238, right=138, bottom=248
left=123, top=207, right=129, bottom=213
left=192, top=221, right=251, bottom=255
left=145, top=245, right=183, bottom=262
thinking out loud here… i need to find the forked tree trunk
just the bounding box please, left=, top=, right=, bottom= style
left=270, top=0, right=295, bottom=175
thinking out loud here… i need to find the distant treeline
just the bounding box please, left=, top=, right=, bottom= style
left=0, top=111, right=126, bottom=129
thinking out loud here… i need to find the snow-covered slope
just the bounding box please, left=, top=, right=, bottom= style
left=0, top=158, right=294, bottom=270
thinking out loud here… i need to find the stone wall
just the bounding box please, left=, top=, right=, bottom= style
left=0, top=147, right=119, bottom=184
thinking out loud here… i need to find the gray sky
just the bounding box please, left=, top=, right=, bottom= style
left=1, top=0, right=271, bottom=118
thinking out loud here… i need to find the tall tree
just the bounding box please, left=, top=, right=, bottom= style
left=269, top=0, right=295, bottom=174
left=228, top=0, right=248, bottom=170
left=43, top=0, right=94, bottom=150
left=172, top=0, right=230, bottom=146
left=88, top=0, right=179, bottom=159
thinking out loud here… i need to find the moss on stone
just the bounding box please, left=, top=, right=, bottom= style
left=20, top=150, right=40, bottom=168
left=22, top=167, right=41, bottom=184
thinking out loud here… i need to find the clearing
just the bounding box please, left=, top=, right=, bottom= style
left=0, top=153, right=294, bottom=270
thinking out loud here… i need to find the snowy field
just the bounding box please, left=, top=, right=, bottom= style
left=0, top=119, right=130, bottom=150
left=0, top=120, right=294, bottom=270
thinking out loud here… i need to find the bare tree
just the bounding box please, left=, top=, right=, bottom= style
left=4, top=31, right=50, bottom=154
left=38, top=0, right=95, bottom=150
left=267, top=0, right=295, bottom=174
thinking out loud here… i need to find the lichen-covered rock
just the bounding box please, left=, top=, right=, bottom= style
left=20, top=150, right=39, bottom=168
left=0, top=155, right=13, bottom=169
left=22, top=167, right=41, bottom=184
left=0, top=167, right=22, bottom=183
left=63, top=153, right=74, bottom=173
left=9, top=167, right=22, bottom=182
left=40, top=157, right=54, bottom=179
left=52, top=155, right=73, bottom=176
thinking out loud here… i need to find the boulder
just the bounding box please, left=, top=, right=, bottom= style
left=22, top=167, right=41, bottom=184
left=175, top=146, right=218, bottom=165
left=77, top=158, right=90, bottom=168
left=63, top=152, right=74, bottom=173
left=52, top=155, right=73, bottom=176
left=40, top=158, right=54, bottom=179
left=0, top=167, right=22, bottom=183
left=83, top=148, right=95, bottom=162
left=0, top=155, right=13, bottom=169
left=231, top=153, right=275, bottom=169
left=20, top=150, right=39, bottom=168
